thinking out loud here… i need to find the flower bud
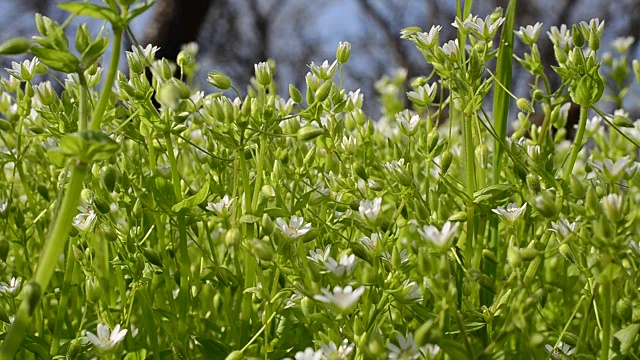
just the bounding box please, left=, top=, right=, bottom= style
left=532, top=89, right=544, bottom=102
left=85, top=276, right=102, bottom=303
left=0, top=240, right=9, bottom=262
left=589, top=28, right=600, bottom=51
left=535, top=194, right=557, bottom=218
left=519, top=247, right=538, bottom=261
left=475, top=144, right=489, bottom=170
left=616, top=298, right=633, bottom=323
left=601, top=193, right=623, bottom=222
left=315, top=80, right=332, bottom=103
left=354, top=163, right=368, bottom=181
left=633, top=59, right=640, bottom=85
left=516, top=98, right=535, bottom=113
left=352, top=108, right=366, bottom=126
left=572, top=24, right=585, bottom=48
left=254, top=62, right=272, bottom=86
left=160, top=58, right=173, bottom=80
left=289, top=84, right=302, bottom=103
left=426, top=129, right=439, bottom=153
left=225, top=351, right=244, bottom=360
left=482, top=249, right=498, bottom=264
left=440, top=150, right=453, bottom=175
left=261, top=214, right=274, bottom=236
left=94, top=197, right=110, bottom=215
left=613, top=113, right=634, bottom=128
left=251, top=238, right=273, bottom=261
left=336, top=41, right=351, bottom=64
left=225, top=228, right=241, bottom=247
left=143, top=248, right=164, bottom=268
left=507, top=246, right=522, bottom=268
left=207, top=71, right=231, bottom=90
left=297, top=126, right=325, bottom=141
left=0, top=37, right=31, bottom=55
left=554, top=46, right=568, bottom=64
left=526, top=173, right=541, bottom=193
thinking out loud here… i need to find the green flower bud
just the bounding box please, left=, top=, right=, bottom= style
left=482, top=249, right=498, bottom=264
left=67, top=339, right=83, bottom=360
left=519, top=247, right=538, bottom=261
left=535, top=194, right=557, bottom=218
left=475, top=144, right=489, bottom=170
left=261, top=214, right=274, bottom=236
left=160, top=58, right=173, bottom=80
left=126, top=51, right=144, bottom=74
left=0, top=240, right=9, bottom=262
left=0, top=37, right=31, bottom=55
left=94, top=197, right=110, bottom=215
left=207, top=71, right=231, bottom=90
left=586, top=185, right=599, bottom=212
left=616, top=298, right=633, bottom=323
left=102, top=165, right=118, bottom=193
left=251, top=238, right=273, bottom=261
left=254, top=61, right=272, bottom=86
left=143, top=248, right=164, bottom=268
left=589, top=27, right=600, bottom=51
left=507, top=246, right=522, bottom=268
left=289, top=84, right=302, bottom=103
left=559, top=243, right=576, bottom=264
left=426, top=129, right=439, bottom=153
left=572, top=24, right=585, bottom=48
left=315, top=80, right=333, bottom=103
left=225, top=351, right=244, bottom=360
left=613, top=113, right=634, bottom=128
left=516, top=98, right=535, bottom=113
left=354, top=163, right=368, bottom=180
left=477, top=274, right=496, bottom=294
left=526, top=173, right=541, bottom=193
left=352, top=108, right=366, bottom=126
left=85, top=275, right=102, bottom=303
left=532, top=89, right=544, bottom=102
left=225, top=228, right=241, bottom=247
left=554, top=46, right=568, bottom=64
left=297, top=126, right=325, bottom=141
left=440, top=150, right=453, bottom=175
left=570, top=175, right=585, bottom=199
left=336, top=41, right=351, bottom=64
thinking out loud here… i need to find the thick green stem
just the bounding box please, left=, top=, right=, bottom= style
left=463, top=112, right=476, bottom=272
left=90, top=27, right=122, bottom=131
left=50, top=241, right=76, bottom=355
left=0, top=163, right=87, bottom=359
left=557, top=105, right=588, bottom=208
left=600, top=280, right=612, bottom=360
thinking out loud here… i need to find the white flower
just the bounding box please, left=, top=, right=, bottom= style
left=276, top=216, right=312, bottom=239
left=602, top=157, right=629, bottom=182
left=206, top=195, right=234, bottom=216
left=412, top=25, right=441, bottom=49
left=320, top=339, right=354, bottom=359
left=286, top=347, right=323, bottom=360
left=341, top=135, right=357, bottom=154
left=132, top=44, right=159, bottom=63
left=452, top=14, right=477, bottom=33
left=310, top=59, right=338, bottom=80
left=630, top=241, right=640, bottom=254
left=285, top=290, right=304, bottom=309
left=359, top=198, right=382, bottom=225
left=382, top=248, right=410, bottom=265
left=396, top=279, right=423, bottom=303
left=601, top=193, right=624, bottom=222
left=156, top=162, right=171, bottom=177
left=586, top=116, right=601, bottom=133
left=314, top=285, right=365, bottom=312
left=6, top=57, right=39, bottom=81
left=550, top=218, right=577, bottom=239
left=395, top=110, right=421, bottom=136
left=547, top=24, right=572, bottom=50
left=0, top=277, right=21, bottom=297
left=387, top=333, right=419, bottom=360
left=362, top=233, right=380, bottom=250
left=417, top=222, right=460, bottom=248
left=611, top=36, right=635, bottom=53
left=515, top=22, right=543, bottom=45
left=442, top=39, right=459, bottom=58
left=131, top=324, right=139, bottom=338
left=406, top=83, right=437, bottom=107
left=422, top=344, right=441, bottom=358
left=86, top=323, right=128, bottom=353
left=492, top=203, right=527, bottom=224
left=307, top=245, right=331, bottom=264
left=544, top=341, right=575, bottom=359
left=324, top=254, right=358, bottom=277
left=467, top=15, right=505, bottom=39
left=73, top=201, right=97, bottom=232
left=0, top=199, right=7, bottom=215
left=383, top=158, right=405, bottom=173
left=346, top=88, right=363, bottom=110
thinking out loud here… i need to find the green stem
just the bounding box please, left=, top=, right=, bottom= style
left=600, top=280, right=612, bottom=360
left=50, top=241, right=76, bottom=355
left=90, top=27, right=123, bottom=131
left=557, top=105, right=588, bottom=208
left=0, top=163, right=87, bottom=360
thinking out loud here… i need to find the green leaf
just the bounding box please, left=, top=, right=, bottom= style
left=58, top=2, right=121, bottom=24
left=614, top=323, right=640, bottom=355
left=30, top=47, right=79, bottom=73
left=239, top=214, right=261, bottom=223
left=125, top=0, right=158, bottom=24
left=151, top=176, right=176, bottom=216
left=60, top=130, right=119, bottom=162
left=172, top=180, right=210, bottom=213
left=438, top=339, right=471, bottom=360
left=153, top=307, right=178, bottom=324
left=265, top=207, right=289, bottom=218
left=80, top=37, right=109, bottom=68
left=194, top=337, right=230, bottom=360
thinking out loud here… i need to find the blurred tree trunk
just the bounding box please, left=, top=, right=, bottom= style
left=144, top=0, right=214, bottom=61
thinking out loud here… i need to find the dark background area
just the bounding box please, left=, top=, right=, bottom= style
left=2, top=0, right=640, bottom=117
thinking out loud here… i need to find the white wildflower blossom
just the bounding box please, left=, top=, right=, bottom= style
left=492, top=203, right=527, bottom=224
left=276, top=216, right=312, bottom=239
left=6, top=57, right=39, bottom=81
left=324, top=254, right=358, bottom=277
left=387, top=333, right=420, bottom=360
left=307, top=245, right=331, bottom=264
left=412, top=25, right=442, bottom=49
left=0, top=277, right=21, bottom=297
left=382, top=248, right=410, bottom=265
left=441, top=39, right=459, bottom=58
left=417, top=221, right=460, bottom=248
left=156, top=162, right=171, bottom=177
left=550, top=218, right=577, bottom=239
left=0, top=199, right=8, bottom=215
left=611, top=36, right=635, bottom=53
left=286, top=347, right=323, bottom=360
left=206, top=195, right=234, bottom=217
left=515, top=22, right=543, bottom=45
left=362, top=233, right=380, bottom=251
left=544, top=341, right=575, bottom=359
left=359, top=197, right=382, bottom=225
left=396, top=279, right=423, bottom=303
left=314, top=285, right=365, bottom=312
left=602, top=157, right=629, bottom=182
left=406, top=83, right=437, bottom=106
left=395, top=110, right=421, bottom=136
left=320, top=339, right=355, bottom=359
left=310, top=59, right=338, bottom=80
left=86, top=323, right=128, bottom=353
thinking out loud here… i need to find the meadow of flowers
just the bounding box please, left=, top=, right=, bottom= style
left=0, top=0, right=639, bottom=359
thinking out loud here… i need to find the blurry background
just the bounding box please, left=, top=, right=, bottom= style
left=1, top=0, right=640, bottom=116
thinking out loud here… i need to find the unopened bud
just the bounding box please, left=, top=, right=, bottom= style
left=207, top=71, right=231, bottom=90
left=225, top=228, right=241, bottom=247
left=143, top=248, right=164, bottom=268
left=572, top=24, right=585, bottom=48
left=254, top=62, right=272, bottom=86
left=516, top=98, right=535, bottom=113
left=475, top=144, right=489, bottom=170
left=289, top=84, right=302, bottom=103
left=440, top=150, right=453, bottom=175
left=85, top=276, right=102, bottom=303
left=535, top=194, right=557, bottom=218
left=336, top=41, right=351, bottom=64
left=526, top=173, right=541, bottom=193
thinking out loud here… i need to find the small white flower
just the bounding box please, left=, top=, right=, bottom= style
left=73, top=208, right=97, bottom=233
left=442, top=39, right=459, bottom=58
left=492, top=203, right=527, bottom=224
left=396, top=279, right=423, bottom=303
left=381, top=248, right=410, bottom=265
left=547, top=24, right=572, bottom=50
left=6, top=57, right=39, bottom=81
left=206, top=195, right=234, bottom=216
left=131, top=324, right=139, bottom=338
left=417, top=221, right=460, bottom=248
left=156, top=162, right=171, bottom=177
left=133, top=44, right=160, bottom=63
left=310, top=59, right=338, bottom=80
left=412, top=25, right=441, bottom=49
left=0, top=199, right=8, bottom=215
left=0, top=277, right=21, bottom=297
left=602, top=157, right=629, bottom=183
left=467, top=15, right=505, bottom=39
left=387, top=333, right=419, bottom=360
left=611, top=36, right=635, bottom=53
left=341, top=135, right=357, bottom=154
left=314, top=285, right=365, bottom=312
left=406, top=83, right=437, bottom=107
left=359, top=198, right=382, bottom=225
left=362, top=233, right=380, bottom=250
left=586, top=116, right=601, bottom=133
left=550, top=218, right=577, bottom=239
left=395, top=110, right=421, bottom=136
left=86, top=323, right=128, bottom=353
left=286, top=347, right=323, bottom=360
left=452, top=14, right=477, bottom=33
left=320, top=339, right=354, bottom=359
left=515, top=22, right=543, bottom=45
left=544, top=341, right=575, bottom=359
left=307, top=245, right=331, bottom=264
left=630, top=241, right=640, bottom=254
left=422, top=344, right=441, bottom=358
left=285, top=290, right=304, bottom=309
left=346, top=88, right=363, bottom=110
left=276, top=216, right=312, bottom=239
left=601, top=193, right=624, bottom=222
left=324, top=254, right=358, bottom=277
